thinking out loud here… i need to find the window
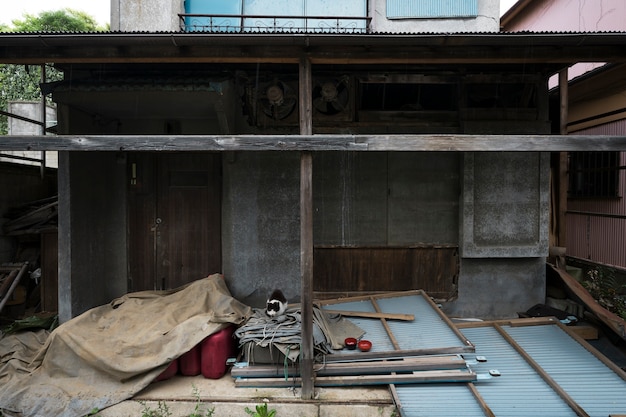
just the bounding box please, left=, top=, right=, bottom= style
left=183, top=0, right=367, bottom=32
left=387, top=0, right=478, bottom=19
left=568, top=152, right=621, bottom=198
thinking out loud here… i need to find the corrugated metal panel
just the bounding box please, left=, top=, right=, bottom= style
left=461, top=326, right=576, bottom=417
left=377, top=295, right=469, bottom=350
left=321, top=292, right=472, bottom=356
left=395, top=383, right=486, bottom=417
left=503, top=324, right=626, bottom=417
left=387, top=0, right=478, bottom=19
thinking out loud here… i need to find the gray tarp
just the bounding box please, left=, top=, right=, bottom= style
left=0, top=274, right=252, bottom=417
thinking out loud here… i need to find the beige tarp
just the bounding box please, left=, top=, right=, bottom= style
left=0, top=274, right=252, bottom=417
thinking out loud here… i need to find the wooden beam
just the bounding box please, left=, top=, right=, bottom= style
left=232, top=355, right=468, bottom=378
left=322, top=310, right=414, bottom=321
left=235, top=369, right=477, bottom=388
left=299, top=55, right=314, bottom=400
left=2, top=134, right=626, bottom=152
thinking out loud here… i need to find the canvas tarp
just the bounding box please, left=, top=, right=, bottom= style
left=0, top=274, right=252, bottom=417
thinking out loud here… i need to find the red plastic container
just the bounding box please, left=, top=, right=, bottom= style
left=179, top=343, right=202, bottom=376
left=200, top=325, right=236, bottom=379
left=154, top=359, right=178, bottom=382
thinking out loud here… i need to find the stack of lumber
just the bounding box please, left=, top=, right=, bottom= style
left=232, top=354, right=478, bottom=387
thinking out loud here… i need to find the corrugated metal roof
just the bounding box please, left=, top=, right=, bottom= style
left=504, top=324, right=626, bottom=417
left=394, top=320, right=626, bottom=417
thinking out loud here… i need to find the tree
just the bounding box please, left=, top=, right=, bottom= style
left=11, top=9, right=107, bottom=32
left=0, top=9, right=108, bottom=134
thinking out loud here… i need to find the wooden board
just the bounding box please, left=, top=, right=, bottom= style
left=232, top=355, right=468, bottom=378
left=548, top=263, right=626, bottom=341
left=235, top=369, right=477, bottom=388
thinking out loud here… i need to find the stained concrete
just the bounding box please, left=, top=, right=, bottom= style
left=98, top=374, right=396, bottom=417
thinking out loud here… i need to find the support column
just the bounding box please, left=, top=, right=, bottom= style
left=299, top=56, right=314, bottom=399
left=558, top=69, right=568, bottom=248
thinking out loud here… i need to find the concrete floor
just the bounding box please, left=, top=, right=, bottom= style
left=98, top=373, right=397, bottom=417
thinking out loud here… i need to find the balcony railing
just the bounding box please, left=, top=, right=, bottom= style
left=178, top=14, right=371, bottom=33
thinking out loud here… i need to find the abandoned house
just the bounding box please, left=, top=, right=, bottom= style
left=1, top=0, right=626, bottom=323
left=1, top=0, right=626, bottom=414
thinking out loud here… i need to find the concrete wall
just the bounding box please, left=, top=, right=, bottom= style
left=222, top=152, right=302, bottom=308
left=58, top=152, right=128, bottom=322
left=447, top=152, right=550, bottom=318
left=113, top=0, right=499, bottom=32
left=113, top=0, right=183, bottom=31
left=221, top=150, right=548, bottom=318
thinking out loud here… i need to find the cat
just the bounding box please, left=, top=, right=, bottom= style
left=265, top=289, right=288, bottom=317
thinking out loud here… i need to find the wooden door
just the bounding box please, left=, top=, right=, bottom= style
left=128, top=153, right=222, bottom=291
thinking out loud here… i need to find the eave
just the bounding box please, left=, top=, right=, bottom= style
left=0, top=31, right=624, bottom=69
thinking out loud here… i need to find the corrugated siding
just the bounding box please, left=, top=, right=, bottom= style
left=503, top=324, right=626, bottom=417
left=395, top=383, right=485, bottom=417
left=322, top=292, right=471, bottom=355
left=462, top=326, right=577, bottom=417
left=567, top=119, right=626, bottom=268
left=387, top=0, right=478, bottom=19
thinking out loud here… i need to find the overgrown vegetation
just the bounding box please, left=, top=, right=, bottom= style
left=0, top=9, right=108, bottom=134
left=583, top=267, right=626, bottom=321
left=244, top=401, right=277, bottom=417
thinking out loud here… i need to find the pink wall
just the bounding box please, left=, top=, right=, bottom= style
left=504, top=0, right=626, bottom=32
left=503, top=0, right=626, bottom=84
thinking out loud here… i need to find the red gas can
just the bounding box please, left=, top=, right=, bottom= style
left=200, top=325, right=236, bottom=379
left=179, top=343, right=202, bottom=376
left=154, top=359, right=178, bottom=382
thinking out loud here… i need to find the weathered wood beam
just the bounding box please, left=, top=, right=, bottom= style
left=299, top=55, right=315, bottom=399
left=1, top=134, right=626, bottom=152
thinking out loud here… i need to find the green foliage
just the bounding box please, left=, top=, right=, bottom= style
left=583, top=267, right=626, bottom=321
left=188, top=384, right=215, bottom=417
left=140, top=401, right=172, bottom=417
left=11, top=9, right=106, bottom=32
left=0, top=8, right=105, bottom=135
left=245, top=402, right=277, bottom=417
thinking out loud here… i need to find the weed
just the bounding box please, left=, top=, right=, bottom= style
left=140, top=400, right=172, bottom=417
left=244, top=401, right=277, bottom=417
left=583, top=267, right=626, bottom=320
left=188, top=384, right=214, bottom=417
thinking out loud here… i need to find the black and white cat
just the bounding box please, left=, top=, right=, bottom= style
left=265, top=289, right=288, bottom=317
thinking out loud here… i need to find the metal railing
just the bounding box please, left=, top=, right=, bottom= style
left=178, top=14, right=371, bottom=33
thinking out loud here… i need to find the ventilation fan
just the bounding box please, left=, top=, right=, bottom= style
left=259, top=80, right=297, bottom=121
left=313, top=76, right=350, bottom=116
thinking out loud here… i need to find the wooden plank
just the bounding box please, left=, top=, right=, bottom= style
left=0, top=262, right=29, bottom=313
left=299, top=55, right=314, bottom=400
left=235, top=369, right=477, bottom=388
left=2, top=134, right=626, bottom=152
left=323, top=310, right=414, bottom=321
left=466, top=383, right=497, bottom=417
left=232, top=355, right=468, bottom=378
left=548, top=263, right=626, bottom=341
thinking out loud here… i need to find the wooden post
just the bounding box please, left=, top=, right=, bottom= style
left=558, top=69, right=568, bottom=248
left=299, top=55, right=314, bottom=399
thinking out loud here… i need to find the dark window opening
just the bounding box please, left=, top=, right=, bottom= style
left=359, top=83, right=457, bottom=111
left=568, top=151, right=620, bottom=198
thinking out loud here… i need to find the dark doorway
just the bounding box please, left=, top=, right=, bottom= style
left=127, top=153, right=222, bottom=291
